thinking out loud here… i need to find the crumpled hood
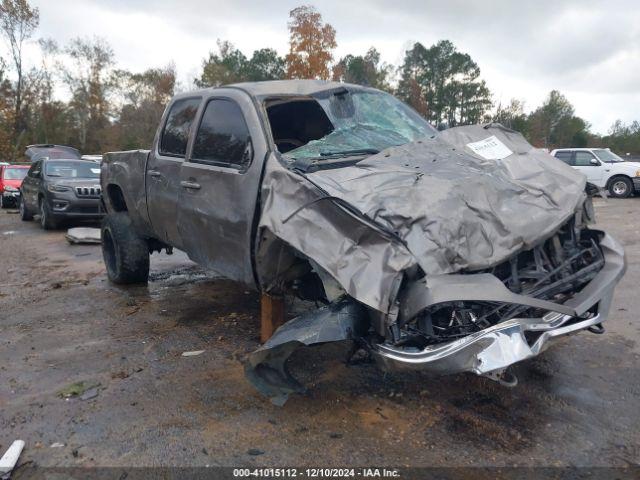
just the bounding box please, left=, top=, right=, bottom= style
left=307, top=124, right=587, bottom=276
left=257, top=124, right=588, bottom=313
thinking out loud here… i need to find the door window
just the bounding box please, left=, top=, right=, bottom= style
left=192, top=99, right=253, bottom=169
left=28, top=160, right=42, bottom=178
left=159, top=97, right=201, bottom=157
left=554, top=151, right=573, bottom=165
left=574, top=151, right=598, bottom=166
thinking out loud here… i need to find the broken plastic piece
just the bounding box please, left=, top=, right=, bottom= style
left=0, top=440, right=25, bottom=476
left=181, top=350, right=205, bottom=357
left=245, top=298, right=366, bottom=406
left=65, top=227, right=101, bottom=244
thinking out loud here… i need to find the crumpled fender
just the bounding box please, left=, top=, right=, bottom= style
left=245, top=298, right=367, bottom=405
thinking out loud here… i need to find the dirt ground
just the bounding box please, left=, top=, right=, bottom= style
left=0, top=198, right=639, bottom=470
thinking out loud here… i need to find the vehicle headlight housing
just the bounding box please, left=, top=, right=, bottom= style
left=47, top=184, right=71, bottom=193
left=635, top=170, right=640, bottom=177
left=4, top=186, right=18, bottom=192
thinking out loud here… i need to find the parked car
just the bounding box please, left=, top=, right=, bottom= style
left=20, top=153, right=104, bottom=229
left=550, top=147, right=640, bottom=198
left=0, top=164, right=29, bottom=208
left=101, top=80, right=625, bottom=404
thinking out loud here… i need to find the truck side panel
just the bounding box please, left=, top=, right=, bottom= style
left=101, top=150, right=154, bottom=238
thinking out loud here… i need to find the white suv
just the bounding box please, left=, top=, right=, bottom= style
left=550, top=148, right=640, bottom=198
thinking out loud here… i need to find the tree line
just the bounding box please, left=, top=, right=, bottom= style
left=0, top=1, right=638, bottom=161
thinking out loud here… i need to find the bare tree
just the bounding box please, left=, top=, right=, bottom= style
left=0, top=0, right=39, bottom=158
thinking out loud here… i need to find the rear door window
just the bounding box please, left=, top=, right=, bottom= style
left=554, top=151, right=573, bottom=165
left=191, top=99, right=253, bottom=169
left=159, top=97, right=201, bottom=157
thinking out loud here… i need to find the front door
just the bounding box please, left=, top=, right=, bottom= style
left=177, top=90, right=268, bottom=287
left=21, top=160, right=43, bottom=210
left=146, top=96, right=202, bottom=249
left=573, top=151, right=605, bottom=186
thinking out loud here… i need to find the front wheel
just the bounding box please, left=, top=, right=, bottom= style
left=20, top=195, right=33, bottom=221
left=101, top=212, right=150, bottom=284
left=608, top=177, right=633, bottom=198
left=39, top=197, right=58, bottom=230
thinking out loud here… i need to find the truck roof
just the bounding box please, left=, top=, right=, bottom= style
left=174, top=79, right=373, bottom=101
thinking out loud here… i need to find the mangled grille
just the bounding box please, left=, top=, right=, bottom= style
left=75, top=186, right=101, bottom=197
left=399, top=220, right=605, bottom=347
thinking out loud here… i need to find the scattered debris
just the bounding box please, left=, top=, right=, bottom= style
left=50, top=443, right=64, bottom=448
left=80, top=387, right=100, bottom=401
left=181, top=350, right=205, bottom=357
left=329, top=433, right=343, bottom=439
left=57, top=381, right=101, bottom=399
left=0, top=440, right=25, bottom=476
left=2, top=231, right=16, bottom=235
left=247, top=448, right=264, bottom=456
left=65, top=227, right=101, bottom=245
left=5, top=210, right=19, bottom=214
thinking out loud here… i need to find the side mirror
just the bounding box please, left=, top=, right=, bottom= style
left=590, top=158, right=599, bottom=166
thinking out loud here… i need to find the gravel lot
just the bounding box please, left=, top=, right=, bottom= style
left=0, top=198, right=639, bottom=471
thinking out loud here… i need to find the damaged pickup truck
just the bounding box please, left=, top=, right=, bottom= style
left=101, top=80, right=626, bottom=404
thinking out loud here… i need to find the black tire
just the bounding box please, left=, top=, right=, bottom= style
left=101, top=212, right=150, bottom=284
left=39, top=197, right=58, bottom=230
left=19, top=195, right=33, bottom=221
left=608, top=176, right=633, bottom=198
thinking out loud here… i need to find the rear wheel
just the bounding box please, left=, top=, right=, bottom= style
left=19, top=195, right=33, bottom=221
left=608, top=176, right=633, bottom=198
left=101, top=212, right=150, bottom=284
left=39, top=197, right=58, bottom=230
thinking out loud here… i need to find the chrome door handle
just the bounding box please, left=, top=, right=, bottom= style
left=148, top=170, right=162, bottom=177
left=180, top=181, right=201, bottom=190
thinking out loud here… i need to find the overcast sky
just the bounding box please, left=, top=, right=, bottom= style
left=13, top=0, right=640, bottom=134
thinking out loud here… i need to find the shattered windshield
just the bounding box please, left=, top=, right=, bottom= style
left=284, top=90, right=435, bottom=161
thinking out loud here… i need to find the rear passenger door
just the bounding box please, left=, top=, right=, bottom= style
left=177, top=89, right=268, bottom=286
left=146, top=96, right=201, bottom=249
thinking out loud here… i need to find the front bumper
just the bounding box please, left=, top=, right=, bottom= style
left=633, top=177, right=640, bottom=193
left=46, top=192, right=104, bottom=219
left=1, top=190, right=20, bottom=204
left=372, top=232, right=626, bottom=376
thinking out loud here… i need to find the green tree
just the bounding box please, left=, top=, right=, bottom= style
left=195, top=40, right=248, bottom=88
left=112, top=64, right=176, bottom=150
left=0, top=0, right=39, bottom=158
left=195, top=41, right=285, bottom=87
left=527, top=90, right=589, bottom=148
left=397, top=40, right=492, bottom=127
left=245, top=48, right=285, bottom=82
left=493, top=98, right=528, bottom=133
left=332, top=47, right=391, bottom=90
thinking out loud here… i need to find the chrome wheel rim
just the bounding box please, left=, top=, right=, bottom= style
left=40, top=201, right=46, bottom=227
left=612, top=181, right=628, bottom=196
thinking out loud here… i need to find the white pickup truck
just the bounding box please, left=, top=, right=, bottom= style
left=550, top=147, right=640, bottom=198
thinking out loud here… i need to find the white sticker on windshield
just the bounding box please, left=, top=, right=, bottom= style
left=466, top=135, right=513, bottom=160
left=91, top=168, right=101, bottom=174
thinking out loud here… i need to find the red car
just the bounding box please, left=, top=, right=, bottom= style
left=0, top=164, right=30, bottom=208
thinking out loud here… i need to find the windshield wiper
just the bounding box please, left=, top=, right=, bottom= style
left=319, top=148, right=380, bottom=157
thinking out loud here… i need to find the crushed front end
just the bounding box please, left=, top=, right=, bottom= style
left=371, top=220, right=626, bottom=382
left=246, top=94, right=627, bottom=404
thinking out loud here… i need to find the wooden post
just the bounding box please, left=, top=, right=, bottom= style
left=260, top=292, right=285, bottom=343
